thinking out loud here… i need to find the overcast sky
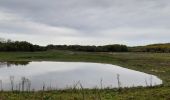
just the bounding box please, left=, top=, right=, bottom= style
left=0, top=0, right=170, bottom=46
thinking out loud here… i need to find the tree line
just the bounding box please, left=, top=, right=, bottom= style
left=0, top=40, right=45, bottom=52
left=0, top=39, right=128, bottom=52
left=0, top=38, right=170, bottom=53
left=46, top=44, right=128, bottom=52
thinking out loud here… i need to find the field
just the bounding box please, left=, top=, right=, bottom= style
left=0, top=51, right=170, bottom=100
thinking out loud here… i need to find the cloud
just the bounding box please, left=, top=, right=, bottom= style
left=0, top=0, right=170, bottom=46
left=0, top=11, right=83, bottom=36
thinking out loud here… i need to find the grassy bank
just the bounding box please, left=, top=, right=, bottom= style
left=0, top=51, right=170, bottom=99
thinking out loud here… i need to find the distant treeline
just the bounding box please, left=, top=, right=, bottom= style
left=0, top=38, right=170, bottom=53
left=0, top=40, right=45, bottom=52
left=46, top=44, right=128, bottom=52
left=0, top=39, right=128, bottom=52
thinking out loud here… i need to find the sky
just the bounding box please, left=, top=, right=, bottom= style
left=0, top=0, right=170, bottom=46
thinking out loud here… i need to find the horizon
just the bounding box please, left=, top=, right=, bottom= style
left=0, top=0, right=170, bottom=46
left=1, top=37, right=169, bottom=47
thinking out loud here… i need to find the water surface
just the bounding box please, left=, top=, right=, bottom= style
left=0, top=61, right=162, bottom=91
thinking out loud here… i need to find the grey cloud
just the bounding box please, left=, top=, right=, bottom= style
left=1, top=0, right=170, bottom=30
left=0, top=0, right=170, bottom=45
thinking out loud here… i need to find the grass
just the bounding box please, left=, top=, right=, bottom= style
left=0, top=50, right=170, bottom=99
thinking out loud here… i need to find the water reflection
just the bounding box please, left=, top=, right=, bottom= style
left=0, top=61, right=30, bottom=67
left=0, top=61, right=162, bottom=91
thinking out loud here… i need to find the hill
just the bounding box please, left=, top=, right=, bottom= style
left=129, top=43, right=170, bottom=53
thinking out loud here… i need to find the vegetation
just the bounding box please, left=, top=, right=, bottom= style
left=0, top=41, right=45, bottom=52
left=130, top=43, right=170, bottom=53
left=0, top=51, right=170, bottom=99
left=1, top=38, right=170, bottom=53
left=0, top=41, right=128, bottom=52
left=46, top=44, right=128, bottom=52
left=0, top=87, right=170, bottom=100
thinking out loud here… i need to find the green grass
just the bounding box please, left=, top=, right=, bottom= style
left=0, top=51, right=170, bottom=100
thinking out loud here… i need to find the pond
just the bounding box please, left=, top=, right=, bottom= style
left=0, top=61, right=162, bottom=91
